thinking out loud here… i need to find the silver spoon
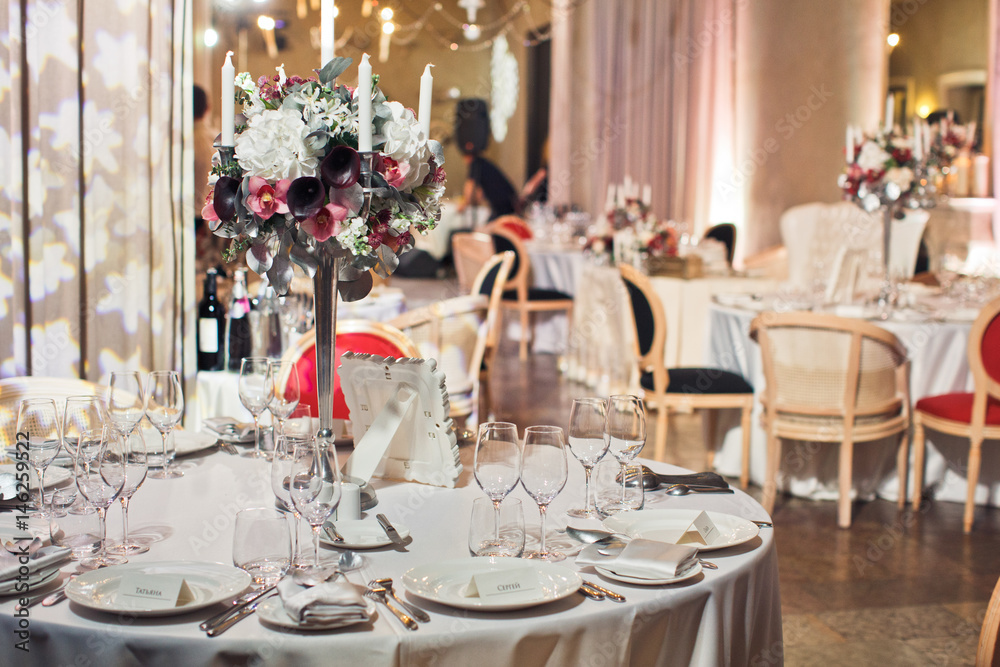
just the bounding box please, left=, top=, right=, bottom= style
left=293, top=567, right=341, bottom=587
left=370, top=577, right=430, bottom=623
left=566, top=526, right=627, bottom=546
left=666, top=484, right=735, bottom=496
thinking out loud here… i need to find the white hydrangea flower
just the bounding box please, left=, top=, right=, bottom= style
left=884, top=166, right=914, bottom=193
left=235, top=108, right=321, bottom=180
left=856, top=140, right=890, bottom=172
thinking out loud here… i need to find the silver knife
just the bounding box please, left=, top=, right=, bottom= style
left=200, top=584, right=276, bottom=631
left=205, top=594, right=273, bottom=637
left=376, top=514, right=406, bottom=546
left=581, top=580, right=627, bottom=603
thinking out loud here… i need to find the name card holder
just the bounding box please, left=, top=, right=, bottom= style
left=118, top=574, right=195, bottom=610
left=677, top=511, right=720, bottom=546
left=465, top=569, right=542, bottom=600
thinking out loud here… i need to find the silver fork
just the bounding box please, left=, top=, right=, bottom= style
left=369, top=578, right=430, bottom=623
left=365, top=586, right=418, bottom=630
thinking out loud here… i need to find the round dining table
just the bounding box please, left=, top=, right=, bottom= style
left=0, top=443, right=781, bottom=666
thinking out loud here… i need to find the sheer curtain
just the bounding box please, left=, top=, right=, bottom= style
left=0, top=0, right=195, bottom=386
left=548, top=0, right=735, bottom=236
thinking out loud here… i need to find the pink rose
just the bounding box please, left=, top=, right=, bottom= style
left=201, top=191, right=219, bottom=221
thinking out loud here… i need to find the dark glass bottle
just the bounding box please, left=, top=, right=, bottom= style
left=225, top=269, right=253, bottom=371
left=197, top=269, right=225, bottom=371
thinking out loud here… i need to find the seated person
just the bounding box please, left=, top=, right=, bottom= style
left=457, top=144, right=519, bottom=221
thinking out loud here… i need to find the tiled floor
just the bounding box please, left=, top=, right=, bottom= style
left=395, top=275, right=999, bottom=667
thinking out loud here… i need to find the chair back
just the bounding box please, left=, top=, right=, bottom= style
left=978, top=572, right=1000, bottom=666
left=967, top=296, right=1000, bottom=433
left=779, top=202, right=880, bottom=286
left=750, top=312, right=908, bottom=422
left=280, top=320, right=419, bottom=420
left=490, top=215, right=533, bottom=240
left=618, top=263, right=667, bottom=387
left=451, top=232, right=495, bottom=293
left=485, top=224, right=530, bottom=299
left=0, top=377, right=106, bottom=446
left=704, top=223, right=736, bottom=265
left=470, top=251, right=515, bottom=371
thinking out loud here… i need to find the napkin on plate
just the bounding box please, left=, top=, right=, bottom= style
left=0, top=544, right=72, bottom=583
left=577, top=538, right=698, bottom=579
left=277, top=578, right=371, bottom=626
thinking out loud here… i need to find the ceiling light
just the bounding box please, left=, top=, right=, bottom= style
left=887, top=33, right=900, bottom=47
left=203, top=28, right=218, bottom=47
left=380, top=7, right=394, bottom=21
left=463, top=23, right=480, bottom=41
left=382, top=21, right=395, bottom=35
left=258, top=15, right=276, bottom=31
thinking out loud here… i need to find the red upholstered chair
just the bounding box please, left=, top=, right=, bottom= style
left=911, top=296, right=1000, bottom=532
left=490, top=215, right=533, bottom=240
left=278, top=320, right=420, bottom=421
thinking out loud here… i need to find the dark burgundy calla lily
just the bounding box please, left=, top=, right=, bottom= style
left=286, top=177, right=326, bottom=222
left=321, top=146, right=361, bottom=189
left=212, top=176, right=241, bottom=221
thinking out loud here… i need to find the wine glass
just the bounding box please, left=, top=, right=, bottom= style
left=74, top=426, right=127, bottom=569
left=56, top=396, right=106, bottom=517
left=288, top=437, right=342, bottom=574
left=520, top=426, right=568, bottom=561
left=267, top=360, right=300, bottom=438
left=239, top=357, right=274, bottom=459
left=566, top=398, right=609, bottom=518
left=604, top=395, right=647, bottom=513
left=473, top=422, right=521, bottom=549
left=271, top=433, right=310, bottom=571
left=106, top=428, right=149, bottom=556
left=145, top=371, right=184, bottom=479
left=15, top=398, right=62, bottom=517
left=108, top=371, right=145, bottom=438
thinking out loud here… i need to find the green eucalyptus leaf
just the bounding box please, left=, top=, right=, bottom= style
left=318, top=57, right=353, bottom=85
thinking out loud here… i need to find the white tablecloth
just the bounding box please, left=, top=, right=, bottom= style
left=707, top=303, right=1000, bottom=506
left=0, top=447, right=781, bottom=666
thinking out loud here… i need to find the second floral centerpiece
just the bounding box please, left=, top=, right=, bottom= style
left=202, top=55, right=446, bottom=301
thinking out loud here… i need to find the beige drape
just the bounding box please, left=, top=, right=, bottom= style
left=0, top=0, right=195, bottom=386
left=548, top=0, right=735, bottom=236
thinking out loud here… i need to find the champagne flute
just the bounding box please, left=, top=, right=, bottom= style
left=520, top=426, right=568, bottom=561
left=267, top=360, right=300, bottom=438
left=108, top=371, right=145, bottom=438
left=473, top=422, right=521, bottom=547
left=75, top=426, right=127, bottom=569
left=604, top=395, right=646, bottom=513
left=288, top=437, right=342, bottom=573
left=566, top=398, right=609, bottom=518
left=145, top=371, right=184, bottom=479
left=15, top=398, right=62, bottom=517
left=106, top=429, right=149, bottom=555
left=239, top=357, right=274, bottom=459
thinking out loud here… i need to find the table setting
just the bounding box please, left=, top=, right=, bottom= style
left=0, top=382, right=780, bottom=665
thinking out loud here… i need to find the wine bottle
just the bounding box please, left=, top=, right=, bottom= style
left=197, top=269, right=226, bottom=371
left=225, top=269, right=253, bottom=371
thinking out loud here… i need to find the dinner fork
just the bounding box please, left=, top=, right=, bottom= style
left=365, top=586, right=418, bottom=631
left=369, top=578, right=430, bottom=623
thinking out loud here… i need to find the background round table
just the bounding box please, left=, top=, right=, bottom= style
left=0, top=445, right=781, bottom=666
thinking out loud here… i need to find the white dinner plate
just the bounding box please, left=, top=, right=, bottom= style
left=400, top=557, right=582, bottom=611
left=0, top=464, right=72, bottom=488
left=594, top=560, right=702, bottom=586
left=603, top=509, right=760, bottom=552
left=173, top=431, right=217, bottom=456
left=255, top=594, right=376, bottom=631
left=319, top=520, right=411, bottom=549
left=0, top=567, right=61, bottom=596
left=65, top=561, right=251, bottom=616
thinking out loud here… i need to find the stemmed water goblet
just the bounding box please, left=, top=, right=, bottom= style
left=145, top=370, right=184, bottom=479
left=267, top=360, right=300, bottom=438
left=288, top=437, right=342, bottom=574
left=15, top=398, right=62, bottom=517
left=108, top=371, right=145, bottom=438
left=239, top=357, right=274, bottom=459
left=604, top=395, right=646, bottom=514
left=473, top=422, right=522, bottom=551
left=74, top=426, right=127, bottom=569
left=566, top=398, right=609, bottom=519
left=55, top=396, right=106, bottom=518
left=520, top=426, right=568, bottom=561
left=105, top=428, right=149, bottom=556
left=271, top=432, right=310, bottom=571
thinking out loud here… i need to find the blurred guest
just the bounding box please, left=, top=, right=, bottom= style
left=457, top=143, right=519, bottom=221
left=521, top=139, right=548, bottom=206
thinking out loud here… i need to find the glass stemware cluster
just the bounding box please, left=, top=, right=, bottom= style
left=107, top=371, right=149, bottom=556
left=237, top=357, right=301, bottom=459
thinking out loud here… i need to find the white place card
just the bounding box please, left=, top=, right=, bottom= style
left=677, top=511, right=720, bottom=546
left=465, top=568, right=541, bottom=601
left=118, top=574, right=195, bottom=610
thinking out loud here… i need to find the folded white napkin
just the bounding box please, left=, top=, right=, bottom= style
left=277, top=578, right=370, bottom=626
left=202, top=418, right=254, bottom=440
left=0, top=544, right=72, bottom=582
left=576, top=538, right=698, bottom=579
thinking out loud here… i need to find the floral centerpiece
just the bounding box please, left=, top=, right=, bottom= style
left=202, top=57, right=446, bottom=301
left=582, top=232, right=615, bottom=261
left=636, top=220, right=680, bottom=258
left=839, top=128, right=932, bottom=212
left=607, top=197, right=655, bottom=231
